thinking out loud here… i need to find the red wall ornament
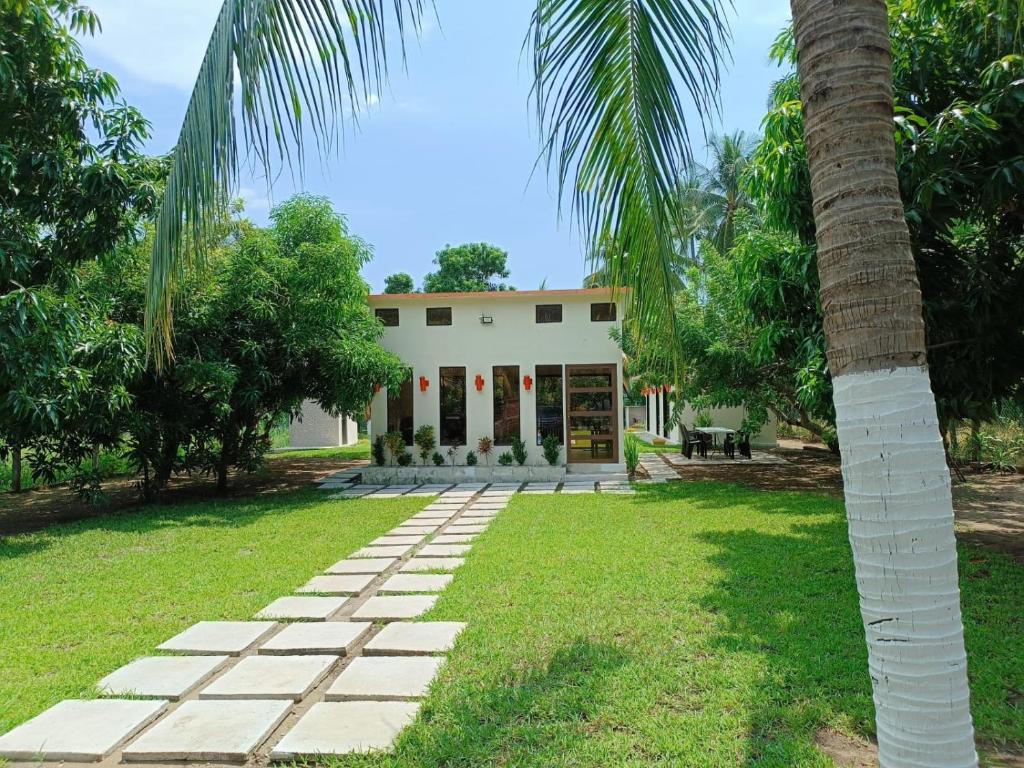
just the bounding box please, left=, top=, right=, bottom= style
left=419, top=376, right=429, bottom=392
left=475, top=374, right=485, bottom=392
left=523, top=375, right=533, bottom=391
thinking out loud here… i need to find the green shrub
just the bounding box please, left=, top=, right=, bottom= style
left=624, top=432, right=640, bottom=477
left=497, top=451, right=514, bottom=466
left=414, top=424, right=436, bottom=466
left=694, top=411, right=714, bottom=429
left=384, top=431, right=406, bottom=465
left=465, top=450, right=478, bottom=466
left=396, top=451, right=413, bottom=467
left=431, top=451, right=445, bottom=466
left=511, top=436, right=528, bottom=465
left=541, top=434, right=561, bottom=466
left=372, top=436, right=387, bottom=466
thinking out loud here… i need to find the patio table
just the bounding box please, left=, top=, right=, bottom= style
left=693, top=427, right=735, bottom=457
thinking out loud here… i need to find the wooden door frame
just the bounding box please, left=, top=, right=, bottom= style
left=565, top=364, right=619, bottom=464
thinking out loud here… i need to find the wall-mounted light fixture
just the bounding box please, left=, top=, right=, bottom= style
left=479, top=314, right=493, bottom=325
left=374, top=383, right=382, bottom=393
left=523, top=375, right=533, bottom=392
left=419, top=376, right=429, bottom=393
left=474, top=374, right=485, bottom=392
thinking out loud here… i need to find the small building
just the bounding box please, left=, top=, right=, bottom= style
left=640, top=386, right=778, bottom=448
left=367, top=288, right=626, bottom=469
left=288, top=399, right=359, bottom=449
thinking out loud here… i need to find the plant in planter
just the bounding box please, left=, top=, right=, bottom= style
left=465, top=450, right=478, bottom=466
left=477, top=436, right=494, bottom=465
left=541, top=434, right=561, bottom=466
left=397, top=451, right=413, bottom=467
left=414, top=425, right=436, bottom=466
left=624, top=432, right=640, bottom=478
left=497, top=451, right=514, bottom=466
left=446, top=445, right=460, bottom=467
left=384, top=431, right=406, bottom=466
left=431, top=451, right=445, bottom=467
left=372, top=436, right=387, bottom=466
left=511, top=436, right=528, bottom=466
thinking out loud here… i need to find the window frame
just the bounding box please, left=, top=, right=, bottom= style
left=426, top=307, right=452, bottom=326
left=386, top=374, right=414, bottom=445
left=590, top=302, right=617, bottom=322
left=439, top=366, right=467, bottom=446
left=535, top=364, right=565, bottom=446
left=375, top=307, right=400, bottom=327
left=535, top=304, right=563, bottom=324
left=492, top=365, right=521, bottom=445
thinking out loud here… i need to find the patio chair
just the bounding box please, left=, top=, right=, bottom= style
left=679, top=425, right=703, bottom=459
left=737, top=431, right=752, bottom=459
left=723, top=433, right=736, bottom=459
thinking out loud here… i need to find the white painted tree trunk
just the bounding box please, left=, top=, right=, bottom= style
left=832, top=366, right=977, bottom=768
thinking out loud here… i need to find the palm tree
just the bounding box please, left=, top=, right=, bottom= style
left=147, top=0, right=977, bottom=762
left=689, top=130, right=758, bottom=253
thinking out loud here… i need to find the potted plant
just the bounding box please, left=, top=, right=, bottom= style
left=465, top=450, right=478, bottom=466
left=477, top=436, right=494, bottom=465
left=384, top=431, right=405, bottom=466
left=431, top=451, right=445, bottom=466
left=414, top=425, right=436, bottom=466
left=497, top=451, right=514, bottom=466
left=624, top=433, right=640, bottom=478
left=511, top=436, right=528, bottom=466
left=372, top=435, right=387, bottom=466
left=541, top=434, right=561, bottom=466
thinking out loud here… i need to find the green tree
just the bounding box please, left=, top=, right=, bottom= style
left=422, top=243, right=513, bottom=293
left=383, top=272, right=415, bottom=294
left=0, top=0, right=162, bottom=494
left=689, top=131, right=758, bottom=253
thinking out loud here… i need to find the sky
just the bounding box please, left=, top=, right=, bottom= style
left=79, top=1, right=791, bottom=292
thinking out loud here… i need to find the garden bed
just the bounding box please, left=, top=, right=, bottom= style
left=362, top=465, right=565, bottom=484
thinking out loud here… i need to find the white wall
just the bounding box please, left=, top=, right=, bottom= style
left=645, top=392, right=778, bottom=448
left=368, top=291, right=625, bottom=466
left=289, top=399, right=358, bottom=448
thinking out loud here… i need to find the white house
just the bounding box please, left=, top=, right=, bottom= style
left=288, top=399, right=359, bottom=449
left=367, top=288, right=626, bottom=469
left=639, top=386, right=778, bottom=448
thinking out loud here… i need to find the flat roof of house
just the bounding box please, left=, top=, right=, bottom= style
left=367, top=287, right=623, bottom=301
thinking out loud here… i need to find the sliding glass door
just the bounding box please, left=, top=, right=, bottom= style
left=566, top=364, right=618, bottom=463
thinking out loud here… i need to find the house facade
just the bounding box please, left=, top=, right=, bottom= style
left=288, top=399, right=359, bottom=448
left=367, top=288, right=626, bottom=469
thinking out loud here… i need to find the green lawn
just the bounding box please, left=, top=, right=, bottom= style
left=1, top=482, right=1021, bottom=765
left=267, top=437, right=370, bottom=461
left=0, top=490, right=419, bottom=735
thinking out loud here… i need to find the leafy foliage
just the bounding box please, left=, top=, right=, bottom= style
left=624, top=432, right=640, bottom=476
left=431, top=450, right=445, bottom=467
left=414, top=424, right=436, bottom=465
left=422, top=243, right=513, bottom=293
left=372, top=435, right=387, bottom=466
left=384, top=431, right=406, bottom=466
left=541, top=434, right=561, bottom=466
left=384, top=272, right=415, bottom=294
left=465, top=450, right=478, bottom=466
left=497, top=451, right=514, bottom=467
left=510, top=436, right=528, bottom=466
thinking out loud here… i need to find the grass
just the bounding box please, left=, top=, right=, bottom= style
left=267, top=437, right=370, bottom=461
left=0, top=489, right=419, bottom=735
left=1, top=482, right=1021, bottom=765
left=635, top=438, right=678, bottom=453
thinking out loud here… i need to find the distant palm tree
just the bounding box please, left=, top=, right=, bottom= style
left=145, top=1, right=978, bottom=763
left=689, top=131, right=758, bottom=253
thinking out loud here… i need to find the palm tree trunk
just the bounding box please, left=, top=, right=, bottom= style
left=789, top=1, right=977, bottom=766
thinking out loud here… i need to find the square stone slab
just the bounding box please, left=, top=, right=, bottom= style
left=327, top=557, right=396, bottom=574
left=0, top=699, right=166, bottom=762
left=352, top=544, right=413, bottom=558
left=432, top=533, right=477, bottom=544
left=352, top=595, right=438, bottom=621
left=158, top=621, right=277, bottom=655
left=297, top=574, right=375, bottom=595
left=98, top=656, right=228, bottom=700
left=325, top=656, right=445, bottom=701
left=400, top=557, right=464, bottom=572
left=392, top=524, right=439, bottom=535
left=461, top=510, right=498, bottom=519
left=200, top=655, right=337, bottom=701
left=122, top=699, right=291, bottom=762
left=259, top=622, right=372, bottom=655
left=412, top=511, right=455, bottom=520
left=372, top=534, right=425, bottom=547
left=521, top=487, right=557, bottom=494
left=363, top=622, right=467, bottom=656
left=447, top=523, right=488, bottom=534
left=255, top=596, right=347, bottom=621
left=419, top=544, right=471, bottom=557
left=379, top=573, right=453, bottom=593
left=270, top=701, right=420, bottom=758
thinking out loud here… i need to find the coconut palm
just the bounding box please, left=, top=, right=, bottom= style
left=689, top=130, right=758, bottom=252
left=147, top=0, right=978, bottom=763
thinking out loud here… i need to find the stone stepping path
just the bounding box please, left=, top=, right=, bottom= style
left=638, top=453, right=677, bottom=484
left=317, top=465, right=366, bottom=490
left=0, top=481, right=569, bottom=763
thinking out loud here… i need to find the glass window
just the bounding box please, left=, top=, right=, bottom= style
left=590, top=302, right=616, bottom=322
left=375, top=308, right=399, bottom=327
left=535, top=304, right=562, bottom=323
left=536, top=364, right=564, bottom=444
left=426, top=307, right=452, bottom=326
left=439, top=367, right=466, bottom=445
left=492, top=366, right=520, bottom=444
left=386, top=375, right=414, bottom=445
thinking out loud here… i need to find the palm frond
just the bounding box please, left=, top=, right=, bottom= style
left=529, top=0, right=730, bottom=373
left=147, top=0, right=426, bottom=365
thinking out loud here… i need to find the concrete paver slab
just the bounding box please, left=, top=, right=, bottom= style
left=98, top=656, right=228, bottom=700
left=122, top=699, right=291, bottom=762
left=259, top=622, right=372, bottom=656
left=200, top=655, right=337, bottom=701
left=431, top=533, right=477, bottom=544
left=0, top=699, right=166, bottom=762
left=447, top=523, right=488, bottom=534
left=461, top=510, right=498, bottom=519
left=326, top=558, right=396, bottom=574
left=378, top=573, right=453, bottom=593
left=418, top=544, right=471, bottom=557
left=269, top=701, right=419, bottom=758
left=158, top=621, right=277, bottom=656
left=400, top=557, right=464, bottom=572
left=363, top=622, right=467, bottom=656
left=325, top=656, right=444, bottom=701
left=392, top=524, right=440, bottom=535
left=297, top=574, right=376, bottom=595
left=352, top=544, right=414, bottom=558
left=352, top=595, right=438, bottom=621
left=371, top=535, right=425, bottom=547
left=255, top=596, right=346, bottom=621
